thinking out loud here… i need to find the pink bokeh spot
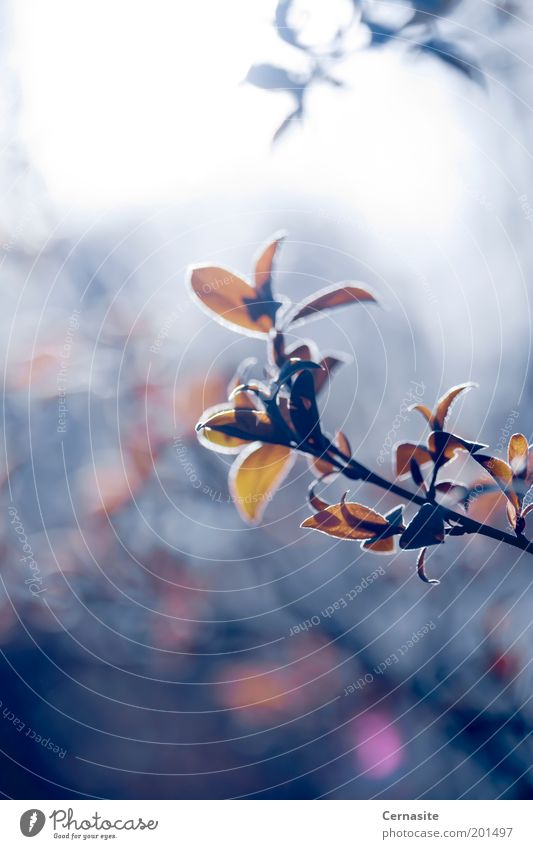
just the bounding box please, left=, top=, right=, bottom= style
left=355, top=712, right=405, bottom=778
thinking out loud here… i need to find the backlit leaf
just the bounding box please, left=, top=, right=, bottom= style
left=362, top=536, right=396, bottom=554
left=508, top=433, right=528, bottom=478
left=287, top=283, right=377, bottom=327
left=395, top=443, right=432, bottom=478
left=301, top=498, right=392, bottom=541
left=409, top=403, right=433, bottom=425
left=472, top=454, right=519, bottom=510
left=196, top=404, right=251, bottom=453
left=188, top=265, right=280, bottom=336
left=432, top=383, right=476, bottom=430
left=428, top=431, right=486, bottom=466
left=314, top=354, right=348, bottom=394
left=435, top=481, right=469, bottom=504
left=229, top=442, right=295, bottom=523
left=307, top=480, right=330, bottom=512
left=361, top=504, right=405, bottom=554
left=254, top=233, right=285, bottom=296
left=506, top=500, right=518, bottom=530
left=197, top=408, right=279, bottom=446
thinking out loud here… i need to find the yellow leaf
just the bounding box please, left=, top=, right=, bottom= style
left=196, top=404, right=250, bottom=453
left=229, top=443, right=295, bottom=523
left=197, top=407, right=277, bottom=450
left=508, top=433, right=528, bottom=478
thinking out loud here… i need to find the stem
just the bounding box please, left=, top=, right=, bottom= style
left=322, top=443, right=533, bottom=556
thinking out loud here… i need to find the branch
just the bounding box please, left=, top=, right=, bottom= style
left=322, top=443, right=533, bottom=555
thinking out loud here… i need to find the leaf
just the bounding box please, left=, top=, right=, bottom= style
left=229, top=385, right=265, bottom=410
left=432, top=383, right=476, bottom=430
left=506, top=500, right=518, bottom=530
left=416, top=548, right=440, bottom=585
left=395, top=443, right=432, bottom=478
left=277, top=358, right=322, bottom=387
left=307, top=480, right=330, bottom=512
left=410, top=458, right=425, bottom=488
left=272, top=101, right=304, bottom=144
left=285, top=339, right=320, bottom=362
left=399, top=503, right=445, bottom=550
left=410, top=403, right=433, bottom=425
left=301, top=497, right=396, bottom=541
left=508, top=433, right=528, bottom=478
left=245, top=63, right=300, bottom=91
left=227, top=359, right=260, bottom=408
left=434, top=481, right=469, bottom=504
left=473, top=454, right=519, bottom=510
left=254, top=233, right=285, bottom=297
left=287, top=283, right=377, bottom=327
left=418, top=38, right=483, bottom=84
left=229, top=442, right=295, bottom=523
left=428, top=431, right=486, bottom=466
left=188, top=265, right=281, bottom=336
left=289, top=370, right=323, bottom=448
left=385, top=505, right=405, bottom=527
left=362, top=536, right=396, bottom=554
left=362, top=504, right=405, bottom=555
left=314, top=354, right=348, bottom=394
left=275, top=0, right=305, bottom=51
left=197, top=408, right=280, bottom=447
left=196, top=404, right=251, bottom=453
left=309, top=431, right=351, bottom=477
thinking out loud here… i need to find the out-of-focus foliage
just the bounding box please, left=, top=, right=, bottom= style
left=246, top=0, right=500, bottom=140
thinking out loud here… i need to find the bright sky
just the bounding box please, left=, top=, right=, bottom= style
left=12, top=0, right=473, bottom=234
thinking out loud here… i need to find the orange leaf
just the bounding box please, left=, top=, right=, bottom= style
left=301, top=497, right=395, bottom=541
left=508, top=433, right=528, bottom=478
left=307, top=480, right=331, bottom=512
left=197, top=407, right=278, bottom=449
left=395, top=443, right=432, bottom=478
left=314, top=354, right=348, bottom=394
left=285, top=339, right=320, bottom=362
left=409, top=403, right=433, bottom=425
left=506, top=500, right=518, bottom=530
left=287, top=284, right=377, bottom=327
left=434, top=481, right=468, bottom=504
left=254, top=232, right=284, bottom=294
left=432, top=383, right=475, bottom=430
left=229, top=443, right=295, bottom=523
left=472, top=454, right=519, bottom=510
left=362, top=536, right=396, bottom=554
left=188, top=265, right=277, bottom=336
left=428, top=431, right=486, bottom=465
